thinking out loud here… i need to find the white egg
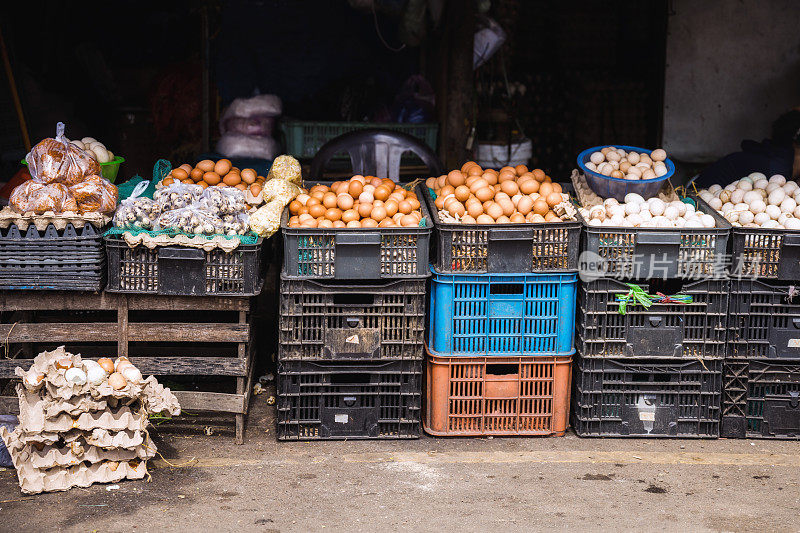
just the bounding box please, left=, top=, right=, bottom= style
left=122, top=366, right=143, bottom=383
left=671, top=201, right=687, bottom=216
left=708, top=184, right=722, bottom=194
left=650, top=148, right=667, bottom=161
left=784, top=181, right=799, bottom=195
left=743, top=191, right=762, bottom=205
left=654, top=165, right=668, bottom=177
left=785, top=217, right=800, bottom=230
left=725, top=183, right=737, bottom=192
left=590, top=151, right=605, bottom=165
left=739, top=180, right=754, bottom=192
left=765, top=204, right=782, bottom=220
left=738, top=210, right=755, bottom=225
left=749, top=199, right=766, bottom=214
left=585, top=162, right=597, bottom=171
left=598, top=163, right=613, bottom=176
left=627, top=165, right=643, bottom=177
left=769, top=174, right=787, bottom=185
left=608, top=205, right=625, bottom=219
left=588, top=218, right=602, bottom=226
left=86, top=365, right=107, bottom=385
left=684, top=203, right=696, bottom=216
left=626, top=213, right=643, bottom=227
left=699, top=191, right=713, bottom=203
left=754, top=212, right=770, bottom=225
left=721, top=202, right=734, bottom=213
left=664, top=205, right=680, bottom=220
left=624, top=202, right=641, bottom=215
left=778, top=213, right=791, bottom=225
left=795, top=205, right=800, bottom=218
left=768, top=189, right=786, bottom=206
left=639, top=209, right=652, bottom=220
left=606, top=151, right=621, bottom=162
left=766, top=183, right=782, bottom=195
left=754, top=179, right=769, bottom=190
left=726, top=211, right=740, bottom=223
left=700, top=214, right=716, bottom=228
left=762, top=219, right=780, bottom=229
left=685, top=219, right=703, bottom=228
left=780, top=197, right=797, bottom=213
left=627, top=152, right=640, bottom=164
left=625, top=173, right=640, bottom=180
left=795, top=189, right=800, bottom=203
left=674, top=217, right=686, bottom=228
left=604, top=198, right=620, bottom=207
left=65, top=367, right=87, bottom=386
left=730, top=189, right=745, bottom=204
left=648, top=198, right=666, bottom=216
left=719, top=190, right=731, bottom=204
left=624, top=193, right=645, bottom=204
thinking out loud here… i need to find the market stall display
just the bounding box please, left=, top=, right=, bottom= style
left=0, top=347, right=179, bottom=493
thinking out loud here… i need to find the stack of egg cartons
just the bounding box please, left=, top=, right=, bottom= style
left=573, top=181, right=731, bottom=438
left=276, top=178, right=431, bottom=440
left=422, top=169, right=581, bottom=437
left=719, top=174, right=800, bottom=439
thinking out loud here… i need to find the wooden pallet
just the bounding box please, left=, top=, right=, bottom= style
left=0, top=291, right=256, bottom=444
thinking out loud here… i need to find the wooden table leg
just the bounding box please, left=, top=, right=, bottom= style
left=235, top=307, right=248, bottom=445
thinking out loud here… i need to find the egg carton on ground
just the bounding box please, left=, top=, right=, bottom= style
left=8, top=427, right=150, bottom=450
left=10, top=456, right=148, bottom=494
left=4, top=434, right=155, bottom=470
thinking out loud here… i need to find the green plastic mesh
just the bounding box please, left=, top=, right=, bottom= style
left=104, top=226, right=260, bottom=245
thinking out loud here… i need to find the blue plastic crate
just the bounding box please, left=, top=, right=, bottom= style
left=428, top=269, right=577, bottom=356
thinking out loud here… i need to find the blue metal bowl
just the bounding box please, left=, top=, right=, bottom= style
left=577, top=145, right=674, bottom=201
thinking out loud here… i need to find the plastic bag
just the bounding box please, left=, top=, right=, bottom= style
left=69, top=175, right=118, bottom=214
left=26, top=123, right=101, bottom=186
left=196, top=187, right=248, bottom=216
left=219, top=212, right=250, bottom=235
left=261, top=178, right=301, bottom=204
left=153, top=183, right=204, bottom=211
left=10, top=181, right=78, bottom=214
left=215, top=133, right=279, bottom=160
left=249, top=200, right=284, bottom=238
left=266, top=155, right=302, bottom=186
left=113, top=197, right=163, bottom=230
left=219, top=95, right=282, bottom=137
left=155, top=207, right=224, bottom=235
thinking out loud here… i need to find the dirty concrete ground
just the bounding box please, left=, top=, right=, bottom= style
left=2, top=392, right=799, bottom=533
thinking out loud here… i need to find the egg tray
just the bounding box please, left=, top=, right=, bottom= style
left=279, top=183, right=432, bottom=280
left=421, top=186, right=583, bottom=274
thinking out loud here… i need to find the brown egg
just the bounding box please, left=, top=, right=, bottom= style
left=370, top=177, right=384, bottom=187
left=300, top=218, right=318, bottom=228
left=197, top=159, right=215, bottom=172
left=223, top=173, right=241, bottom=186
left=374, top=186, right=391, bottom=201
left=199, top=181, right=209, bottom=189
left=172, top=168, right=189, bottom=181
left=426, top=177, right=437, bottom=189
left=435, top=175, right=447, bottom=189
left=393, top=213, right=404, bottom=224
left=498, top=170, right=516, bottom=183
left=214, top=159, right=232, bottom=175
left=384, top=200, right=399, bottom=217
left=551, top=183, right=563, bottom=194
left=545, top=212, right=560, bottom=222
left=483, top=170, right=499, bottom=185
left=310, top=190, right=325, bottom=202
left=358, top=203, right=373, bottom=218
left=325, top=207, right=342, bottom=221
left=187, top=167, right=202, bottom=181
left=546, top=192, right=563, bottom=208
left=234, top=182, right=247, bottom=191
left=461, top=161, right=477, bottom=173
left=371, top=205, right=387, bottom=221
left=162, top=177, right=175, bottom=186
left=298, top=206, right=309, bottom=215
left=468, top=178, right=489, bottom=194
left=530, top=213, right=546, bottom=223
left=289, top=200, right=303, bottom=215
left=519, top=178, right=539, bottom=194
left=486, top=202, right=504, bottom=220
left=467, top=165, right=483, bottom=176
left=454, top=185, right=471, bottom=203
left=307, top=197, right=322, bottom=207
left=309, top=204, right=327, bottom=218
left=510, top=212, right=526, bottom=223
left=181, top=178, right=194, bottom=184
left=378, top=218, right=396, bottom=227
left=476, top=214, right=495, bottom=224
left=108, top=372, right=127, bottom=390
left=361, top=218, right=379, bottom=228
left=203, top=172, right=221, bottom=186
left=501, top=181, right=519, bottom=196
left=439, top=185, right=454, bottom=199
left=447, top=201, right=466, bottom=217
left=322, top=192, right=338, bottom=208
left=447, top=170, right=466, bottom=187
left=330, top=181, right=344, bottom=194
left=298, top=213, right=314, bottom=223
left=318, top=219, right=334, bottom=228
left=517, top=196, right=534, bottom=215
left=289, top=217, right=300, bottom=227
left=351, top=174, right=366, bottom=184
left=434, top=196, right=446, bottom=210
left=495, top=215, right=511, bottom=224
left=467, top=201, right=483, bottom=219
left=337, top=194, right=354, bottom=211
left=533, top=199, right=549, bottom=216
left=97, top=358, right=115, bottom=374
left=179, top=163, right=193, bottom=173
left=398, top=200, right=413, bottom=215
left=539, top=182, right=554, bottom=198
left=475, top=187, right=494, bottom=203
left=333, top=220, right=346, bottom=228
left=401, top=214, right=419, bottom=227
left=515, top=164, right=528, bottom=175
left=341, top=209, right=359, bottom=223
left=250, top=183, right=262, bottom=197
left=532, top=169, right=546, bottom=182
left=241, top=168, right=257, bottom=184
left=349, top=180, right=364, bottom=197
left=499, top=199, right=515, bottom=217
left=461, top=215, right=477, bottom=224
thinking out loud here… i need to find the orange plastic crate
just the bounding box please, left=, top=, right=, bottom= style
left=424, top=347, right=572, bottom=436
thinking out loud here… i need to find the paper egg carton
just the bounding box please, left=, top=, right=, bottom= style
left=9, top=427, right=150, bottom=450
left=3, top=433, right=155, bottom=470
left=11, top=457, right=148, bottom=494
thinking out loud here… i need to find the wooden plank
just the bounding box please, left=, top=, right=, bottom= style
left=0, top=357, right=246, bottom=378
left=0, top=292, right=118, bottom=311
left=0, top=323, right=116, bottom=343
left=117, top=295, right=128, bottom=358
left=0, top=396, right=18, bottom=415
left=174, top=391, right=244, bottom=413
left=128, top=323, right=249, bottom=343
left=126, top=295, right=250, bottom=312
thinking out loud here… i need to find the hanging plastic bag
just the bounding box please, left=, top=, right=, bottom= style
left=10, top=181, right=78, bottom=214
left=155, top=206, right=224, bottom=235
left=196, top=187, right=248, bottom=216
left=152, top=183, right=204, bottom=211
left=26, top=122, right=101, bottom=186
left=69, top=175, right=119, bottom=214
left=113, top=181, right=161, bottom=230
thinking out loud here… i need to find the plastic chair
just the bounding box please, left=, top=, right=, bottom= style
left=309, top=128, right=444, bottom=182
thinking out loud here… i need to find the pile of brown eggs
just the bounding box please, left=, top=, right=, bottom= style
left=160, top=159, right=265, bottom=198
left=427, top=162, right=570, bottom=223
left=287, top=175, right=423, bottom=228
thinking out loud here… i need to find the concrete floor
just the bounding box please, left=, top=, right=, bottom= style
left=3, top=393, right=800, bottom=533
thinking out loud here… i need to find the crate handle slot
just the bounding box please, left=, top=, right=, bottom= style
left=794, top=318, right=800, bottom=329
left=489, top=283, right=524, bottom=295
left=487, top=228, right=536, bottom=241
left=647, top=316, right=663, bottom=327
left=636, top=232, right=681, bottom=246
left=158, top=247, right=205, bottom=261
left=342, top=396, right=358, bottom=407
left=331, top=372, right=372, bottom=385
left=346, top=317, right=361, bottom=328
left=333, top=293, right=375, bottom=306
left=335, top=232, right=382, bottom=245
left=783, top=234, right=800, bottom=246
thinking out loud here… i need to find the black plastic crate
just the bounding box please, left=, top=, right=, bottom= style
left=0, top=223, right=105, bottom=291
left=728, top=278, right=800, bottom=360
left=572, top=355, right=722, bottom=438
left=731, top=227, right=800, bottom=280
left=277, top=359, right=422, bottom=440
left=421, top=186, right=582, bottom=274
left=582, top=197, right=731, bottom=279
left=105, top=236, right=264, bottom=296
left=722, top=359, right=800, bottom=439
left=280, top=184, right=431, bottom=280
left=279, top=275, right=425, bottom=361
left=577, top=277, right=728, bottom=359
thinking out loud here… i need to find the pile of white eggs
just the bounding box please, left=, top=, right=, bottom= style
left=698, top=173, right=800, bottom=230
left=579, top=193, right=716, bottom=228
left=584, top=147, right=669, bottom=181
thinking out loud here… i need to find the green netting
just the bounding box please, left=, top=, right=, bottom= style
left=104, top=225, right=260, bottom=245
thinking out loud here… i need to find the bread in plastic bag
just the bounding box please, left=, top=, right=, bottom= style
left=26, top=123, right=101, bottom=186
left=153, top=183, right=204, bottom=211
left=10, top=181, right=78, bottom=215
left=267, top=154, right=302, bottom=186
left=113, top=197, right=163, bottom=230
left=69, top=174, right=118, bottom=214
left=155, top=206, right=224, bottom=235
left=197, top=186, right=248, bottom=216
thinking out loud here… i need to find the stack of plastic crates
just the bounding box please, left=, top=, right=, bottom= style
left=422, top=188, right=580, bottom=436
left=573, top=201, right=730, bottom=438
left=722, top=228, right=800, bottom=439
left=276, top=185, right=431, bottom=440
